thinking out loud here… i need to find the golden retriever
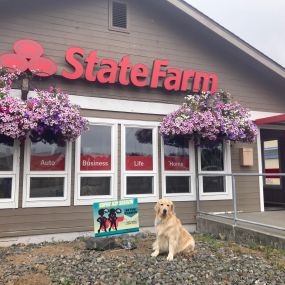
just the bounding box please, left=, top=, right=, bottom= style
left=151, top=198, right=195, bottom=261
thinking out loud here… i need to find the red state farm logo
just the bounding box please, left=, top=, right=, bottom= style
left=0, top=39, right=56, bottom=77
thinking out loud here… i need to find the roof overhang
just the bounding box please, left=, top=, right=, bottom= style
left=255, top=114, right=285, bottom=126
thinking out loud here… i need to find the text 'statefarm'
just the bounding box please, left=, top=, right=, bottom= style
left=63, top=47, right=218, bottom=93
left=0, top=39, right=218, bottom=93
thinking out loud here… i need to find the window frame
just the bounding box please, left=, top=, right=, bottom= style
left=161, top=138, right=196, bottom=201
left=23, top=139, right=72, bottom=208
left=198, top=141, right=232, bottom=200
left=121, top=121, right=159, bottom=203
left=0, top=140, right=20, bottom=209
left=74, top=118, right=118, bottom=205
left=108, top=0, right=129, bottom=33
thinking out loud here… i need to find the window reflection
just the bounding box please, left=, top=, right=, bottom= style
left=166, top=176, right=190, bottom=193
left=126, top=128, right=153, bottom=171
left=127, top=176, right=153, bottom=194
left=0, top=178, right=12, bottom=198
left=201, top=142, right=225, bottom=193
left=203, top=176, right=225, bottom=193
left=30, top=141, right=65, bottom=171
left=80, top=125, right=112, bottom=171
left=80, top=177, right=110, bottom=196
left=0, top=138, right=14, bottom=171
left=30, top=177, right=64, bottom=198
left=201, top=142, right=224, bottom=171
left=164, top=136, right=189, bottom=171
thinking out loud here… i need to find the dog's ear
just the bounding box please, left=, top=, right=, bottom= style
left=154, top=202, right=159, bottom=214
left=170, top=203, right=175, bottom=214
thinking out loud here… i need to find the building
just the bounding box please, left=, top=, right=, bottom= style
left=0, top=0, right=285, bottom=242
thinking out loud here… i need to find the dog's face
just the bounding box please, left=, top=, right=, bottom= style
left=154, top=198, right=174, bottom=219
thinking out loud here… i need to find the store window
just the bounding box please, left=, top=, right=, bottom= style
left=162, top=136, right=196, bottom=201
left=122, top=122, right=158, bottom=202
left=75, top=121, right=117, bottom=205
left=199, top=141, right=232, bottom=200
left=0, top=137, right=19, bottom=209
left=23, top=140, right=71, bottom=207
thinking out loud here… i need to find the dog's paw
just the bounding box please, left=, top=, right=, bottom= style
left=151, top=250, right=159, bottom=257
left=166, top=254, right=174, bottom=261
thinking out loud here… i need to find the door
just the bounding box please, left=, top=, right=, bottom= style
left=261, top=129, right=285, bottom=207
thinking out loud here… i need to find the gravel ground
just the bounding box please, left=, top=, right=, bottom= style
left=0, top=233, right=284, bottom=285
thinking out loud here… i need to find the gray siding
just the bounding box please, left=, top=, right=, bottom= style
left=0, top=0, right=280, bottom=238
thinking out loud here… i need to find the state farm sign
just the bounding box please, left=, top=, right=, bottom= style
left=0, top=39, right=218, bottom=93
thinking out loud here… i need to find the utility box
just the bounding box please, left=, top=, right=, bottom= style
left=239, top=147, right=254, bottom=167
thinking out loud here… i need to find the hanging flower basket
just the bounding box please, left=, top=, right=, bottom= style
left=0, top=68, right=32, bottom=142
left=160, top=91, right=257, bottom=144
left=27, top=87, right=89, bottom=146
left=0, top=96, right=33, bottom=141
left=0, top=67, right=19, bottom=98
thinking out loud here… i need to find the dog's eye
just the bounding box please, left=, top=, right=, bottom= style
left=167, top=205, right=169, bottom=207
left=160, top=204, right=163, bottom=206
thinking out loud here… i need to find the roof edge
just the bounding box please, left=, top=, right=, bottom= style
left=165, top=0, right=285, bottom=79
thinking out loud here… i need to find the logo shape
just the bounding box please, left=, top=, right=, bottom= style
left=0, top=39, right=57, bottom=77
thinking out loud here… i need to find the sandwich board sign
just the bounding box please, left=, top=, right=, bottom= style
left=93, top=198, right=139, bottom=237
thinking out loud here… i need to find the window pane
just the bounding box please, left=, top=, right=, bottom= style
left=203, top=176, right=225, bottom=193
left=166, top=176, right=190, bottom=194
left=201, top=142, right=224, bottom=171
left=264, top=140, right=281, bottom=185
left=127, top=176, right=153, bottom=194
left=0, top=178, right=12, bottom=198
left=30, top=177, right=64, bottom=197
left=164, top=137, right=189, bottom=171
left=80, top=177, right=111, bottom=196
left=0, top=138, right=14, bottom=171
left=30, top=141, right=65, bottom=171
left=126, top=128, right=153, bottom=171
left=81, top=125, right=112, bottom=171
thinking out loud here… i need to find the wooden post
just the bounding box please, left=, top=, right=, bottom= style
left=21, top=78, right=29, bottom=100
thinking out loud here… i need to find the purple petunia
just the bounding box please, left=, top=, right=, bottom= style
left=0, top=68, right=89, bottom=144
left=26, top=87, right=89, bottom=145
left=160, top=91, right=258, bottom=143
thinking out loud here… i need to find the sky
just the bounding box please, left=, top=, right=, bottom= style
left=185, top=0, right=285, bottom=68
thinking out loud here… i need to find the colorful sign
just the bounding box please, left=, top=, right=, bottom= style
left=164, top=156, right=189, bottom=171
left=0, top=39, right=57, bottom=76
left=80, top=155, right=111, bottom=171
left=93, top=198, right=139, bottom=237
left=0, top=39, right=218, bottom=93
left=126, top=155, right=153, bottom=170
left=264, top=140, right=281, bottom=185
left=30, top=154, right=65, bottom=171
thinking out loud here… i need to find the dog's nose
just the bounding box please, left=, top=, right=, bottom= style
left=163, top=209, right=167, bottom=215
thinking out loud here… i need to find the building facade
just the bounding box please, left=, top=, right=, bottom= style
left=0, top=0, right=285, bottom=240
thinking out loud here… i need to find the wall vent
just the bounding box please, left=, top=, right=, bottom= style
left=111, top=1, right=127, bottom=30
